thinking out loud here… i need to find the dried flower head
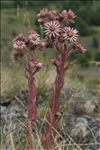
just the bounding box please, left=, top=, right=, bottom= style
left=11, top=50, right=24, bottom=62
left=26, top=31, right=41, bottom=50
left=63, top=27, right=78, bottom=43
left=29, top=60, right=43, bottom=72
left=73, top=42, right=86, bottom=53
left=44, top=38, right=55, bottom=48
left=44, top=21, right=61, bottom=38
left=59, top=9, right=76, bottom=24
left=13, top=34, right=26, bottom=50
left=55, top=30, right=67, bottom=50
left=37, top=8, right=49, bottom=18
left=37, top=8, right=57, bottom=24
left=67, top=9, right=76, bottom=23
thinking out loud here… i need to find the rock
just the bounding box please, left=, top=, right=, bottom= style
left=71, top=117, right=88, bottom=138
left=16, top=90, right=28, bottom=106
left=60, top=87, right=72, bottom=104
left=58, top=86, right=100, bottom=149
left=1, top=106, right=6, bottom=114
left=84, top=100, right=95, bottom=113
left=0, top=96, right=11, bottom=106
left=62, top=114, right=100, bottom=150
left=1, top=89, right=100, bottom=149
left=68, top=96, right=100, bottom=116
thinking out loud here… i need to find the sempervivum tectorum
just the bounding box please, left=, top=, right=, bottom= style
left=13, top=34, right=26, bottom=50
left=26, top=30, right=41, bottom=50
left=37, top=8, right=57, bottom=24
left=12, top=34, right=26, bottom=61
left=55, top=29, right=67, bottom=50
left=73, top=41, right=86, bottom=53
left=59, top=9, right=76, bottom=24
left=11, top=8, right=87, bottom=150
left=44, top=21, right=61, bottom=38
left=63, top=27, right=78, bottom=43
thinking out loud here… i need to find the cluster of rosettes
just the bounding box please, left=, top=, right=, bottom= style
left=11, top=31, right=41, bottom=62
left=12, top=8, right=86, bottom=62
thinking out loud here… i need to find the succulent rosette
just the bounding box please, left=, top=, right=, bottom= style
left=11, top=8, right=86, bottom=150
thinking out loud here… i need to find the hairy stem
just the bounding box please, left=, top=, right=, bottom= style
left=27, top=61, right=37, bottom=122
left=25, top=60, right=37, bottom=150
left=42, top=49, right=66, bottom=150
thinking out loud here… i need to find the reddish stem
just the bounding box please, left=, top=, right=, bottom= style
left=42, top=49, right=66, bottom=150
left=24, top=60, right=37, bottom=150
left=27, top=61, right=37, bottom=122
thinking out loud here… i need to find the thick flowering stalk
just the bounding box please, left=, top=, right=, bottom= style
left=26, top=61, right=37, bottom=122
left=39, top=9, right=86, bottom=150
left=11, top=31, right=42, bottom=150
left=11, top=8, right=86, bottom=150
left=42, top=46, right=67, bottom=149
left=24, top=60, right=36, bottom=150
left=25, top=59, right=42, bottom=150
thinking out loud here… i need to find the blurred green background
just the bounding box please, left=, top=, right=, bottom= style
left=1, top=0, right=100, bottom=98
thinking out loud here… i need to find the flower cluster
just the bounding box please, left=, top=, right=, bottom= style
left=44, top=22, right=78, bottom=49
left=13, top=34, right=26, bottom=50
left=11, top=8, right=87, bottom=150
left=11, top=35, right=26, bottom=61
left=37, top=8, right=85, bottom=52
left=12, top=8, right=86, bottom=62
left=29, top=60, right=43, bottom=72
left=59, top=9, right=76, bottom=24
left=26, top=31, right=41, bottom=50
left=37, top=8, right=57, bottom=24
left=12, top=30, right=41, bottom=62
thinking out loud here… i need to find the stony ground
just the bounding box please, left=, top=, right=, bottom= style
left=1, top=87, right=100, bottom=150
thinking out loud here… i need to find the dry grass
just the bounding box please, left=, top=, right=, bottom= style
left=1, top=64, right=27, bottom=98
left=1, top=114, right=100, bottom=150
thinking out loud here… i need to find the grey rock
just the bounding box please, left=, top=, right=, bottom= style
left=62, top=115, right=100, bottom=150
left=60, top=88, right=72, bottom=103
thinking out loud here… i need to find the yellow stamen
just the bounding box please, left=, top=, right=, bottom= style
left=67, top=31, right=74, bottom=37
left=58, top=36, right=65, bottom=42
